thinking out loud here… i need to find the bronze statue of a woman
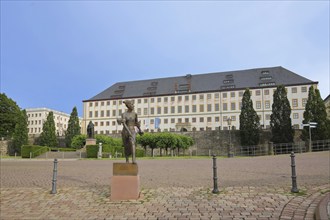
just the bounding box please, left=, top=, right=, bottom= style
left=117, top=100, right=143, bottom=163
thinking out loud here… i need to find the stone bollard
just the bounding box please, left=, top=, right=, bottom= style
left=290, top=152, right=299, bottom=193
left=268, top=142, right=274, bottom=155
left=98, top=143, right=103, bottom=159
left=51, top=158, right=58, bottom=194
left=212, top=155, right=219, bottom=194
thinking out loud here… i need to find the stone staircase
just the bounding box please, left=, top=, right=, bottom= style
left=36, top=151, right=86, bottom=159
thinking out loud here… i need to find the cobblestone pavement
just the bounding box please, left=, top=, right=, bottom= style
left=1, top=151, right=329, bottom=220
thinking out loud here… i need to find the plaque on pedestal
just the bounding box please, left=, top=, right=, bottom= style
left=85, top=138, right=96, bottom=146
left=111, top=163, right=140, bottom=201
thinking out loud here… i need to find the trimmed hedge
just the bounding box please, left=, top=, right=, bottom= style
left=86, top=144, right=144, bottom=158
left=21, top=145, right=49, bottom=158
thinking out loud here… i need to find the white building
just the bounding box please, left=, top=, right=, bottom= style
left=26, top=108, right=81, bottom=136
left=82, top=66, right=317, bottom=135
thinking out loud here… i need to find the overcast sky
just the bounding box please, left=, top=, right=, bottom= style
left=1, top=1, right=329, bottom=116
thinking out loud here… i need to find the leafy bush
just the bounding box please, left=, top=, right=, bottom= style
left=49, top=147, right=76, bottom=152
left=86, top=145, right=98, bottom=158
left=71, top=134, right=87, bottom=149
left=21, top=145, right=49, bottom=158
left=136, top=148, right=145, bottom=157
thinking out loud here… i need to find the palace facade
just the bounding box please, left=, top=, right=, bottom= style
left=82, top=66, right=317, bottom=135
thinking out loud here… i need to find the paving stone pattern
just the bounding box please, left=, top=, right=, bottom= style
left=1, top=151, right=329, bottom=220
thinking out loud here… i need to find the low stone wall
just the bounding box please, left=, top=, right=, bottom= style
left=0, top=140, right=9, bottom=156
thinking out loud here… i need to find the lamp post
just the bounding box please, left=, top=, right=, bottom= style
left=227, top=117, right=233, bottom=158
left=302, top=121, right=317, bottom=152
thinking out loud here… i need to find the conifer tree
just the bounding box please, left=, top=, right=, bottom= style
left=39, top=111, right=58, bottom=147
left=302, top=86, right=330, bottom=140
left=239, top=88, right=260, bottom=146
left=270, top=85, right=294, bottom=143
left=65, top=106, right=81, bottom=147
left=12, top=109, right=29, bottom=154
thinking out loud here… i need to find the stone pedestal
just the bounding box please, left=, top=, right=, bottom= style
left=111, top=163, right=140, bottom=201
left=85, top=138, right=96, bottom=146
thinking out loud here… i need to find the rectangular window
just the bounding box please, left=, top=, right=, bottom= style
left=215, top=93, right=219, bottom=99
left=151, top=98, right=154, bottom=103
left=192, top=105, right=197, bottom=112
left=178, top=96, right=182, bottom=102
left=215, top=117, right=219, bottom=122
left=89, top=111, right=93, bottom=118
left=106, top=121, right=110, bottom=126
left=157, top=107, right=161, bottom=115
left=231, top=116, right=236, bottom=121
left=215, top=103, right=219, bottom=111
left=207, top=104, right=212, bottom=112
left=222, top=93, right=227, bottom=98
left=112, top=110, right=116, bottom=117
left=157, top=97, right=161, bottom=102
left=239, top=91, right=243, bottom=97
left=266, top=114, right=271, bottom=120
left=100, top=121, right=104, bottom=126
left=199, top=94, right=204, bottom=100
left=171, top=97, right=175, bottom=102
left=230, top=92, right=235, bottom=98
left=185, top=105, right=189, bottom=113
left=177, top=106, right=182, bottom=113
left=291, top=87, right=297, bottom=93
left=185, top=118, right=189, bottom=123
left=100, top=110, right=104, bottom=117
left=192, top=95, right=196, bottom=101
left=292, top=99, right=298, bottom=107
left=95, top=102, right=98, bottom=107
left=178, top=118, right=182, bottom=123
left=301, top=87, right=307, bottom=93
left=164, top=97, right=168, bottom=103
left=293, top=113, right=299, bottom=119
left=207, top=94, right=212, bottom=99
left=302, top=98, right=307, bottom=107
left=107, top=101, right=110, bottom=106
left=171, top=118, right=175, bottom=123
left=137, top=108, right=141, bottom=115
left=231, top=102, right=236, bottom=110
left=199, top=117, right=204, bottom=122
left=223, top=103, right=228, bottom=111
left=137, top=99, right=141, bottom=104
left=192, top=118, right=196, bottom=123
left=106, top=110, right=110, bottom=117
left=164, top=119, right=168, bottom=124
left=265, top=101, right=270, bottom=109
left=256, top=90, right=261, bottom=96
left=164, top=107, right=168, bottom=114
left=239, top=102, right=242, bottom=110
left=185, top=96, right=189, bottom=101
left=264, top=89, right=270, bottom=95
left=171, top=106, right=175, bottom=114
left=95, top=111, right=98, bottom=118
left=199, top=105, right=204, bottom=112
left=256, top=101, right=261, bottom=109
left=144, top=99, right=148, bottom=103
left=89, top=102, right=93, bottom=107
left=144, top=108, right=148, bottom=115
left=113, top=101, right=117, bottom=105
left=207, top=117, right=212, bottom=122
left=101, top=102, right=104, bottom=106
left=150, top=107, right=155, bottom=115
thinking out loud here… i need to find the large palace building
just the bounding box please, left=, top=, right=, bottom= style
left=82, top=66, right=317, bottom=135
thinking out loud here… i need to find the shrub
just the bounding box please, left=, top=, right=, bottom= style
left=86, top=145, right=98, bottom=158
left=71, top=134, right=87, bottom=149
left=21, top=145, right=49, bottom=158
left=136, top=148, right=145, bottom=157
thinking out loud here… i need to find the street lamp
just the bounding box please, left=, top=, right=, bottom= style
left=227, top=117, right=233, bottom=158
left=302, top=121, right=317, bottom=152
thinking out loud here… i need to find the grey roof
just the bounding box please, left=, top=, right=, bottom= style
left=86, top=66, right=316, bottom=101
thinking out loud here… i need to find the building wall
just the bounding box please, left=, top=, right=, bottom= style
left=26, top=108, right=80, bottom=137
left=82, top=84, right=315, bottom=135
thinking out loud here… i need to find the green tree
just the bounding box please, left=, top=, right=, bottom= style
left=0, top=93, right=21, bottom=139
left=302, top=87, right=330, bottom=140
left=71, top=134, right=87, bottom=149
left=137, top=133, right=159, bottom=157
left=174, top=134, right=194, bottom=156
left=65, top=107, right=81, bottom=147
left=157, top=132, right=177, bottom=156
left=11, top=109, right=29, bottom=155
left=39, top=111, right=58, bottom=147
left=239, top=88, right=260, bottom=146
left=270, top=85, right=294, bottom=143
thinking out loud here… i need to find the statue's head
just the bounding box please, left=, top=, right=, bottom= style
left=123, top=100, right=134, bottom=109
